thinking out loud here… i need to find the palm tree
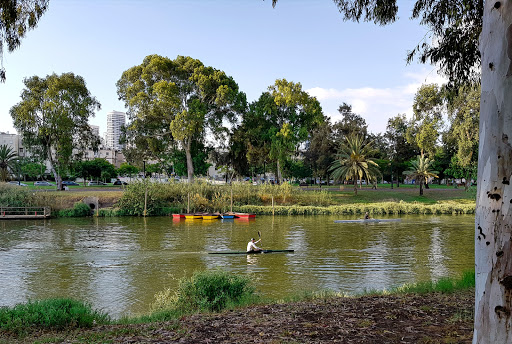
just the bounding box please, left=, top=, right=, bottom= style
left=403, top=154, right=439, bottom=195
left=0, top=145, right=17, bottom=182
left=329, top=134, right=381, bottom=195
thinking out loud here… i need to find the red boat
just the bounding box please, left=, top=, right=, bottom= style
left=234, top=213, right=256, bottom=219
left=172, top=214, right=185, bottom=219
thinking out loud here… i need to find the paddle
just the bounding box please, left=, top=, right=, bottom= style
left=258, top=231, right=262, bottom=247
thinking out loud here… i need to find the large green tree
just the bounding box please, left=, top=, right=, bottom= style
left=332, top=102, right=368, bottom=144
left=446, top=84, right=480, bottom=191
left=303, top=119, right=335, bottom=183
left=117, top=54, right=246, bottom=182
left=0, top=0, right=48, bottom=81
left=406, top=84, right=445, bottom=157
left=10, top=73, right=101, bottom=190
left=385, top=114, right=419, bottom=186
left=246, top=79, right=324, bottom=182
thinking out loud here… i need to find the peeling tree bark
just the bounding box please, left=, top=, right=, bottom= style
left=475, top=1, right=512, bottom=342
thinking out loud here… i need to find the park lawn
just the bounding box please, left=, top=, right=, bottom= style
left=325, top=185, right=476, bottom=205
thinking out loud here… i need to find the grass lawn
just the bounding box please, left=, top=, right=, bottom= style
left=302, top=183, right=476, bottom=205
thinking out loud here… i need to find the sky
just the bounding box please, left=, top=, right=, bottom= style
left=0, top=0, right=446, bottom=137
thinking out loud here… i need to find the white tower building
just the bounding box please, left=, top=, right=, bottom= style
left=106, top=111, right=126, bottom=150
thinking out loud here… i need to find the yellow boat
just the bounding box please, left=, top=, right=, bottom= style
left=202, top=214, right=220, bottom=220
left=184, top=214, right=202, bottom=220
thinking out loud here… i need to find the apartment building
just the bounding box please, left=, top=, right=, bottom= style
left=105, top=111, right=126, bottom=151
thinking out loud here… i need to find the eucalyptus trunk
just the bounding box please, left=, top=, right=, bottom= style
left=184, top=139, right=194, bottom=182
left=474, top=2, right=512, bottom=342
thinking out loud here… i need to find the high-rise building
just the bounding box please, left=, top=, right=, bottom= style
left=106, top=111, right=125, bottom=150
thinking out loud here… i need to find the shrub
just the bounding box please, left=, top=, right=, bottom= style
left=0, top=298, right=109, bottom=336
left=56, top=202, right=93, bottom=217
left=151, top=270, right=256, bottom=314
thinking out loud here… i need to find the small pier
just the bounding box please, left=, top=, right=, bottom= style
left=0, top=207, right=51, bottom=219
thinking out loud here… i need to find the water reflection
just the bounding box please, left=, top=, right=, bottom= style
left=0, top=215, right=474, bottom=318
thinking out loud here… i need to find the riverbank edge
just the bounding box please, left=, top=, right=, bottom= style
left=1, top=272, right=475, bottom=343
left=1, top=290, right=475, bottom=344
left=54, top=201, right=476, bottom=217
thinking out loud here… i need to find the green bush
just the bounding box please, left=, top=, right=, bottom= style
left=151, top=270, right=256, bottom=314
left=56, top=202, right=92, bottom=217
left=0, top=298, right=109, bottom=336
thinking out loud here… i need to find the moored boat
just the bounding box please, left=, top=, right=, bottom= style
left=202, top=214, right=220, bottom=220
left=220, top=212, right=236, bottom=219
left=234, top=213, right=256, bottom=219
left=184, top=214, right=202, bottom=220
left=172, top=214, right=185, bottom=219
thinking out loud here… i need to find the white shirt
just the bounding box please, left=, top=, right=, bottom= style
left=247, top=240, right=260, bottom=252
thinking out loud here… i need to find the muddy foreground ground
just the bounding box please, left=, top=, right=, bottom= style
left=5, top=290, right=474, bottom=344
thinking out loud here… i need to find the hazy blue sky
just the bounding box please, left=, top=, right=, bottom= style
left=0, top=0, right=445, bottom=136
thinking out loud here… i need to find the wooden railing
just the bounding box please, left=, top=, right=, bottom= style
left=0, top=207, right=51, bottom=219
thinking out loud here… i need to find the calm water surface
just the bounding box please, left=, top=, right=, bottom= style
left=0, top=215, right=474, bottom=318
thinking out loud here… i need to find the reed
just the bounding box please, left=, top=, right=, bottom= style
left=0, top=183, right=35, bottom=207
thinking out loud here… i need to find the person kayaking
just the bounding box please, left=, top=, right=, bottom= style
left=364, top=212, right=371, bottom=220
left=247, top=238, right=262, bottom=252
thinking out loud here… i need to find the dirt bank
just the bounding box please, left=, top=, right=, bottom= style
left=7, top=290, right=474, bottom=344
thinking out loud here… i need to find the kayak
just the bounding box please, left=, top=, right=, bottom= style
left=334, top=219, right=402, bottom=223
left=208, top=249, right=294, bottom=255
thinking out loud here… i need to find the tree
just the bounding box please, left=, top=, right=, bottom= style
left=403, top=154, right=439, bottom=196
left=406, top=84, right=445, bottom=157
left=445, top=84, right=480, bottom=191
left=245, top=79, right=324, bottom=183
left=117, top=54, right=246, bottom=182
left=303, top=119, right=335, bottom=183
left=0, top=144, right=17, bottom=181
left=10, top=73, right=101, bottom=190
left=384, top=114, right=418, bottom=186
left=117, top=163, right=138, bottom=181
left=332, top=102, right=368, bottom=143
left=20, top=159, right=46, bottom=181
left=0, top=0, right=48, bottom=82
left=329, top=134, right=381, bottom=195
left=75, top=158, right=116, bottom=183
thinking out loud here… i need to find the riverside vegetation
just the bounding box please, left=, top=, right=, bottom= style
left=0, top=270, right=475, bottom=343
left=0, top=180, right=476, bottom=217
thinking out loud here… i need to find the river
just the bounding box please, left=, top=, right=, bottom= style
left=0, top=215, right=474, bottom=318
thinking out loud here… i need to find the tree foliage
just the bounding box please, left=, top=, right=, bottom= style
left=243, top=79, right=324, bottom=182
left=10, top=73, right=101, bottom=190
left=406, top=84, right=445, bottom=157
left=117, top=54, right=246, bottom=181
left=0, top=0, right=49, bottom=81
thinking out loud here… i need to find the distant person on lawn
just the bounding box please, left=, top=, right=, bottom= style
left=247, top=238, right=262, bottom=252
